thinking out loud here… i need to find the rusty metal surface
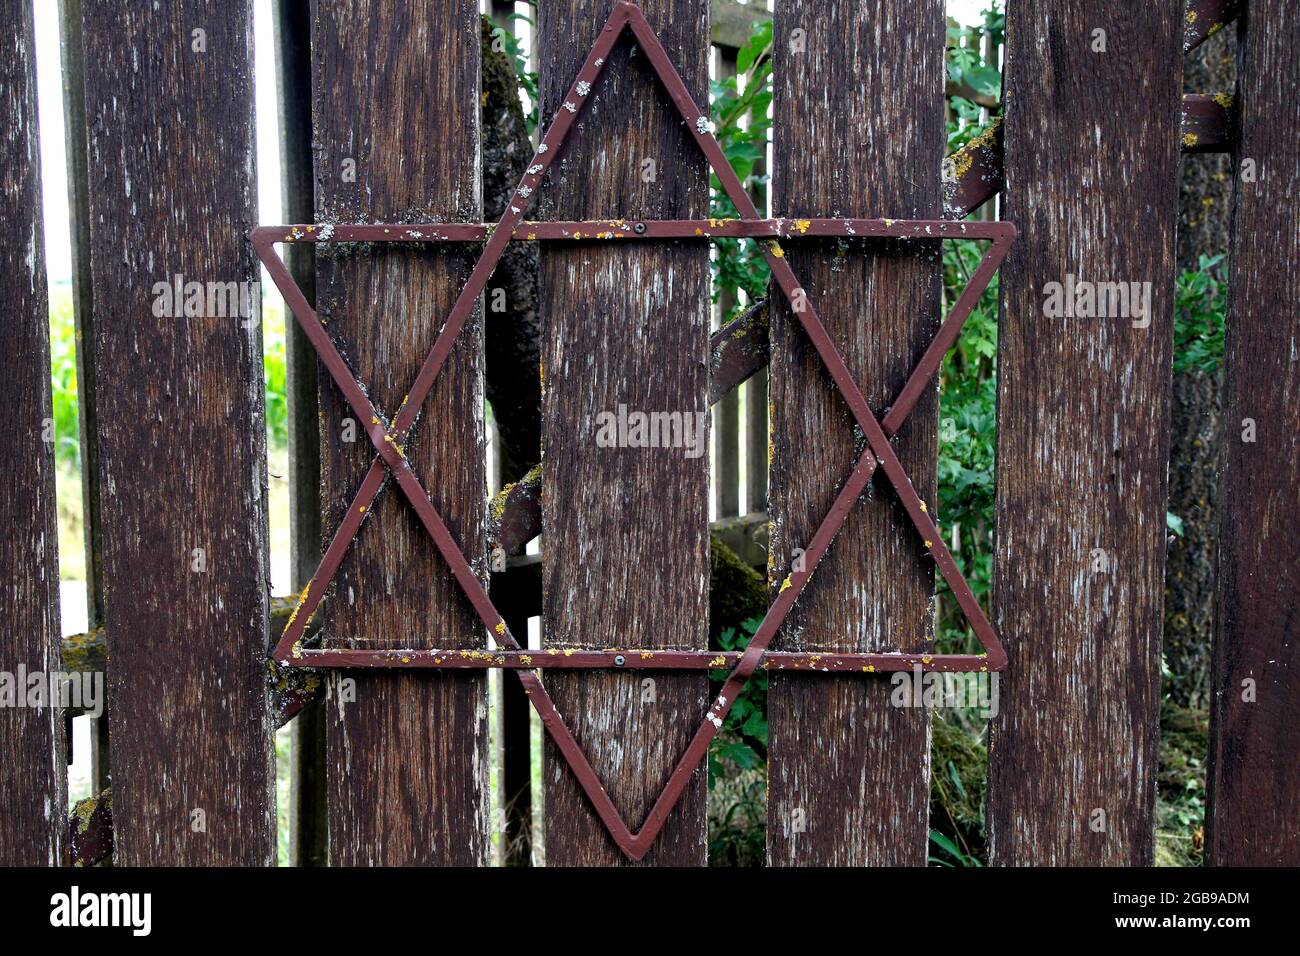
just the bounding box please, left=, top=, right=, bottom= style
left=293, top=648, right=1004, bottom=673
left=254, top=0, right=1013, bottom=861
left=943, top=118, right=1004, bottom=218
left=260, top=217, right=1009, bottom=242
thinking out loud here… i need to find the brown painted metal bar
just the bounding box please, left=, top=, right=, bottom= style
left=295, top=649, right=1000, bottom=674
left=257, top=1, right=1011, bottom=861
left=1181, top=93, right=1233, bottom=152
left=259, top=218, right=1012, bottom=242
left=987, top=0, right=1181, bottom=866
left=1184, top=0, right=1240, bottom=53
left=943, top=119, right=1004, bottom=219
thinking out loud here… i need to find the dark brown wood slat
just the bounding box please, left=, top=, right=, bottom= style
left=1206, top=0, right=1300, bottom=865
left=766, top=0, right=943, bottom=866
left=538, top=0, right=710, bottom=866
left=0, top=0, right=66, bottom=866
left=987, top=1, right=1182, bottom=865
left=81, top=0, right=273, bottom=864
left=312, top=0, right=489, bottom=865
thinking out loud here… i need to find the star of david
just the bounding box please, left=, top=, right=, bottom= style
left=252, top=0, right=1015, bottom=861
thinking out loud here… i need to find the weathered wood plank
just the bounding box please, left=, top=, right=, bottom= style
left=82, top=0, right=273, bottom=864
left=538, top=0, right=710, bottom=866
left=987, top=1, right=1182, bottom=865
left=1206, top=0, right=1300, bottom=865
left=312, top=0, right=489, bottom=865
left=0, top=0, right=66, bottom=866
left=766, top=0, right=943, bottom=866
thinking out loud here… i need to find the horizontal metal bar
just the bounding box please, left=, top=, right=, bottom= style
left=294, top=647, right=1003, bottom=673
left=252, top=218, right=1016, bottom=245
left=1181, top=93, right=1233, bottom=153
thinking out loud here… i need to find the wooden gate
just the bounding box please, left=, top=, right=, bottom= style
left=0, top=0, right=1295, bottom=867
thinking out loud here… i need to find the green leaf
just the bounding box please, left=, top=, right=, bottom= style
left=964, top=65, right=1002, bottom=98
left=929, top=829, right=964, bottom=859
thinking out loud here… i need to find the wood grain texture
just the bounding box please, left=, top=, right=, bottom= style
left=538, top=0, right=710, bottom=866
left=987, top=1, right=1182, bottom=865
left=82, top=0, right=273, bottom=864
left=766, top=0, right=944, bottom=867
left=0, top=0, right=66, bottom=866
left=312, top=0, right=489, bottom=866
left=1206, top=1, right=1300, bottom=865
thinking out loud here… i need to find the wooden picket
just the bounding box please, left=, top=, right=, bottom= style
left=0, top=0, right=66, bottom=866
left=986, top=0, right=1183, bottom=864
left=312, top=0, right=489, bottom=866
left=766, top=0, right=944, bottom=866
left=537, top=0, right=712, bottom=866
left=80, top=0, right=275, bottom=864
left=1206, top=0, right=1300, bottom=866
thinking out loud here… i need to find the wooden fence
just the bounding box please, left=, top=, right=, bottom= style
left=0, top=0, right=1295, bottom=867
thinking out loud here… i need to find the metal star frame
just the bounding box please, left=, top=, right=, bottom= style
left=252, top=0, right=1015, bottom=860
